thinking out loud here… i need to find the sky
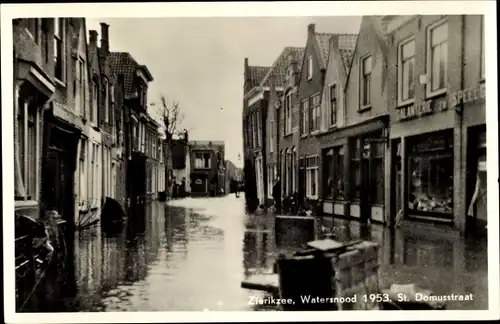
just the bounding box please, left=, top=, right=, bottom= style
left=86, top=16, right=362, bottom=168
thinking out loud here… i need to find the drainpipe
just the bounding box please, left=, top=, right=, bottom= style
left=456, top=15, right=466, bottom=234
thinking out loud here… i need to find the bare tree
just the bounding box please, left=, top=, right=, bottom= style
left=159, top=95, right=185, bottom=140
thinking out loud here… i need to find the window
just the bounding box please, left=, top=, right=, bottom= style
left=480, top=16, right=485, bottom=79
left=91, top=79, right=98, bottom=124
left=307, top=55, right=313, bottom=80
left=369, top=139, right=385, bottom=205
left=79, top=139, right=87, bottom=206
left=16, top=99, right=38, bottom=201
left=329, top=85, right=337, bottom=126
left=305, top=156, right=319, bottom=199
left=398, top=38, right=416, bottom=103
left=54, top=18, right=64, bottom=82
left=300, top=99, right=309, bottom=135
left=252, top=113, right=257, bottom=148
left=351, top=138, right=361, bottom=201
left=286, top=150, right=292, bottom=195
left=407, top=132, right=453, bottom=216
left=152, top=133, right=157, bottom=159
left=257, top=110, right=262, bottom=147
left=360, top=55, right=372, bottom=109
left=286, top=92, right=292, bottom=134
left=195, top=152, right=211, bottom=169
left=89, top=143, right=95, bottom=206
left=26, top=18, right=39, bottom=43
left=311, top=94, right=321, bottom=131
left=269, top=120, right=274, bottom=152
left=292, top=147, right=297, bottom=193
left=427, top=20, right=448, bottom=95
left=104, top=79, right=109, bottom=123
left=267, top=165, right=274, bottom=198
left=74, top=57, right=85, bottom=115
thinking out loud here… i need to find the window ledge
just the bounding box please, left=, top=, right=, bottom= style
left=397, top=99, right=415, bottom=108
left=358, top=105, right=371, bottom=112
left=54, top=78, right=66, bottom=88
left=300, top=134, right=308, bottom=139
left=311, top=130, right=320, bottom=136
left=15, top=200, right=39, bottom=209
left=479, top=77, right=485, bottom=83
left=426, top=88, right=446, bottom=100
left=284, top=132, right=293, bottom=138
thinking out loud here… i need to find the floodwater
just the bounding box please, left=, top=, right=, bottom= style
left=22, top=195, right=488, bottom=312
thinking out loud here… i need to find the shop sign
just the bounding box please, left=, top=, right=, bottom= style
left=397, top=97, right=448, bottom=122
left=450, top=83, right=486, bottom=107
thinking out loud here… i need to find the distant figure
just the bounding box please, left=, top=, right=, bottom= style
left=230, top=178, right=240, bottom=198
left=272, top=177, right=281, bottom=214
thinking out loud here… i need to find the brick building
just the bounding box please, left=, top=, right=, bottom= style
left=267, top=47, right=304, bottom=202
left=189, top=141, right=225, bottom=197
left=109, top=52, right=154, bottom=205
left=384, top=15, right=486, bottom=234
left=13, top=18, right=59, bottom=220
left=242, top=61, right=270, bottom=206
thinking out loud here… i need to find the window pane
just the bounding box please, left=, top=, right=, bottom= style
left=408, top=58, right=415, bottom=98
left=431, top=23, right=447, bottom=46
left=439, top=42, right=447, bottom=89
left=431, top=45, right=440, bottom=91
left=363, top=56, right=372, bottom=74
left=402, top=40, right=415, bottom=59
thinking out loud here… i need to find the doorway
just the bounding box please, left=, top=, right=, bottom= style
left=42, top=126, right=77, bottom=225
left=391, top=139, right=402, bottom=223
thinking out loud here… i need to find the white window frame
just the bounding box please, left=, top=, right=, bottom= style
left=195, top=152, right=211, bottom=169
left=359, top=54, right=372, bottom=110
left=329, top=83, right=337, bottom=127
left=104, top=79, right=109, bottom=123
left=307, top=55, right=313, bottom=80
left=301, top=99, right=309, bottom=135
left=91, top=79, right=98, bottom=125
left=311, top=93, right=321, bottom=132
left=75, top=56, right=86, bottom=116
left=292, top=147, right=297, bottom=192
left=285, top=92, right=292, bottom=135
left=305, top=155, right=319, bottom=200
left=53, top=18, right=65, bottom=84
left=426, top=18, right=448, bottom=98
left=269, top=119, right=274, bottom=152
left=398, top=37, right=416, bottom=106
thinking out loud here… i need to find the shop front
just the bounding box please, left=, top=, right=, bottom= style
left=319, top=115, right=388, bottom=223
left=405, top=130, right=454, bottom=221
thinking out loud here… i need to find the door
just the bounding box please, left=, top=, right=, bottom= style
left=360, top=155, right=371, bottom=221
left=391, top=139, right=402, bottom=223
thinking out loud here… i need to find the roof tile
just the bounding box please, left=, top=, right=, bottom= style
left=108, top=52, right=142, bottom=99
left=248, top=66, right=270, bottom=88
left=260, top=47, right=305, bottom=88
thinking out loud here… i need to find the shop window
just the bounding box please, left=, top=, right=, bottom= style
left=407, top=132, right=453, bottom=216
left=427, top=19, right=448, bottom=96
left=333, top=146, right=345, bottom=200
left=370, top=141, right=385, bottom=205
left=323, top=149, right=334, bottom=199
left=351, top=139, right=361, bottom=201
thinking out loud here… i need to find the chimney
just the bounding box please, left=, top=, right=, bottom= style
left=308, top=23, right=316, bottom=35
left=100, top=22, right=109, bottom=53
left=89, top=30, right=98, bottom=48
left=184, top=130, right=189, bottom=143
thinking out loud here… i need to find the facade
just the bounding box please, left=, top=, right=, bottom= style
left=268, top=48, right=305, bottom=203
left=13, top=18, right=59, bottom=221
left=144, top=116, right=161, bottom=200
left=320, top=16, right=390, bottom=224
left=189, top=141, right=225, bottom=197
left=169, top=132, right=191, bottom=196
left=297, top=25, right=339, bottom=205
left=109, top=52, right=154, bottom=205
left=242, top=61, right=271, bottom=206
left=317, top=33, right=358, bottom=218
left=384, top=15, right=486, bottom=234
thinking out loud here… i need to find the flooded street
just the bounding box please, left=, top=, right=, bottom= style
left=32, top=195, right=487, bottom=312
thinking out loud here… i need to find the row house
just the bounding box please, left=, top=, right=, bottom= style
left=242, top=61, right=270, bottom=206
left=248, top=15, right=486, bottom=236
left=144, top=116, right=162, bottom=200
left=109, top=52, right=154, bottom=205
left=384, top=15, right=486, bottom=234
left=189, top=140, right=225, bottom=197
left=265, top=47, right=304, bottom=202
left=168, top=131, right=191, bottom=196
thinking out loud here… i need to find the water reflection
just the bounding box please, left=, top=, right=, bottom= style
left=25, top=196, right=487, bottom=312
